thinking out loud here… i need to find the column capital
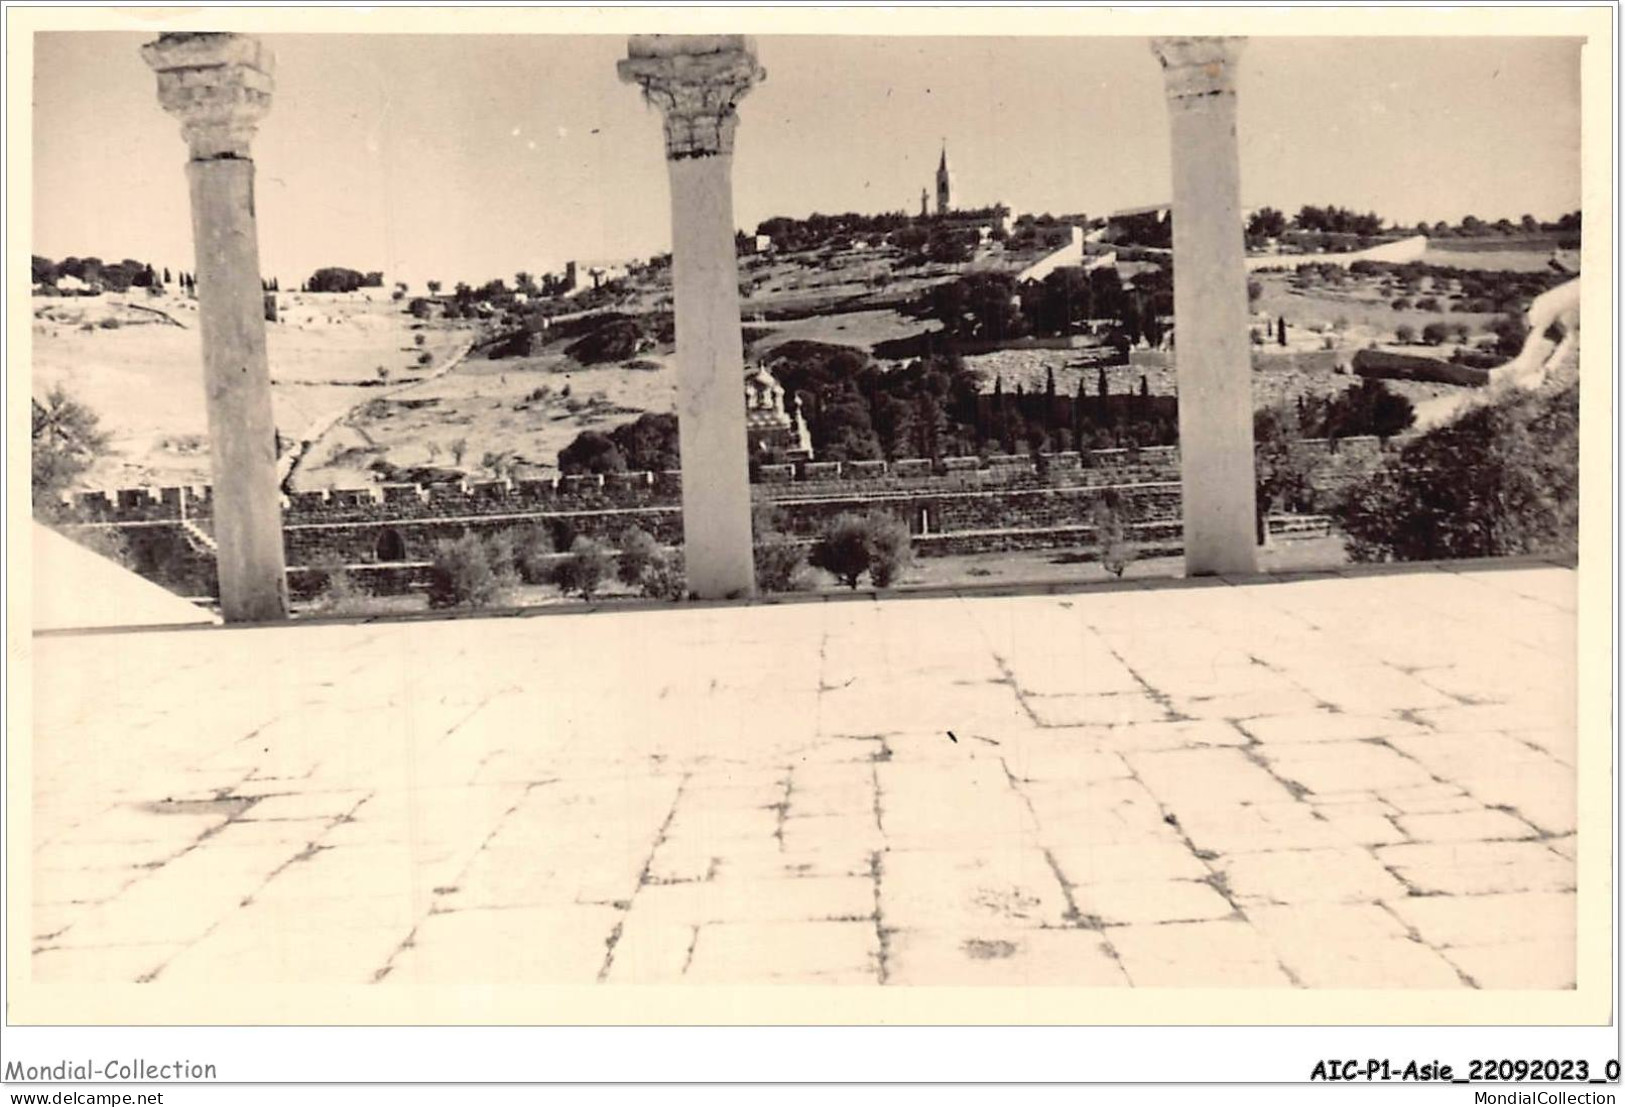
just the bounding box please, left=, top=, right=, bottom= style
left=142, top=32, right=274, bottom=159
left=1150, top=36, right=1246, bottom=102
left=618, top=35, right=764, bottom=159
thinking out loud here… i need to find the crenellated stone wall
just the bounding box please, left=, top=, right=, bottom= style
left=59, top=439, right=1399, bottom=592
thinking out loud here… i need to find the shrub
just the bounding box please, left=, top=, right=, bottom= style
left=485, top=529, right=517, bottom=580
left=866, top=518, right=912, bottom=587
left=32, top=385, right=110, bottom=512
left=1324, top=378, right=1416, bottom=440
left=1420, top=321, right=1452, bottom=346
left=616, top=527, right=662, bottom=587
left=811, top=515, right=871, bottom=588
left=417, top=351, right=433, bottom=366
left=1415, top=296, right=1441, bottom=312
left=553, top=536, right=613, bottom=600
left=810, top=512, right=912, bottom=590
left=1333, top=380, right=1578, bottom=562
left=557, top=430, right=625, bottom=474
left=558, top=412, right=677, bottom=474
left=308, top=267, right=368, bottom=293
left=1391, top=297, right=1413, bottom=311
left=1492, top=313, right=1529, bottom=357
left=638, top=549, right=687, bottom=601
left=309, top=554, right=367, bottom=614
left=510, top=525, right=555, bottom=584
left=414, top=333, right=427, bottom=346
left=1395, top=324, right=1416, bottom=344
left=546, top=517, right=579, bottom=553
left=606, top=526, right=686, bottom=599
left=564, top=319, right=643, bottom=364
left=427, top=532, right=514, bottom=609
left=1254, top=405, right=1322, bottom=534
left=1089, top=493, right=1138, bottom=578
left=755, top=531, right=812, bottom=593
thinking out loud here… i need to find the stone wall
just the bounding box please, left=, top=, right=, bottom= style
left=59, top=439, right=1397, bottom=584
left=1297, top=435, right=1395, bottom=497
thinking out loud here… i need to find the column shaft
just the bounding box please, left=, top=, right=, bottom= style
left=620, top=35, right=764, bottom=600
left=1160, top=42, right=1259, bottom=576
left=145, top=32, right=288, bottom=622
left=186, top=158, right=288, bottom=620
left=668, top=154, right=756, bottom=598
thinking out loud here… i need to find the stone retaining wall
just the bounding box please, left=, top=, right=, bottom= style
left=60, top=438, right=1396, bottom=587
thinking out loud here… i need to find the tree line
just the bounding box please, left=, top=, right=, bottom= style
left=1103, top=206, right=1585, bottom=251
left=922, top=264, right=1173, bottom=352
left=752, top=211, right=917, bottom=254
left=305, top=267, right=385, bottom=293
left=33, top=255, right=163, bottom=292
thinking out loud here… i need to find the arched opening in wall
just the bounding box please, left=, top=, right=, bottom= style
left=375, top=528, right=406, bottom=563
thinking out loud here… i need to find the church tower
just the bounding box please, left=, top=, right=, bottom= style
left=920, top=187, right=929, bottom=219
left=935, top=144, right=953, bottom=215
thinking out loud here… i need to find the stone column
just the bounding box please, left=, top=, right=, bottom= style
left=620, top=36, right=763, bottom=599
left=1151, top=37, right=1259, bottom=576
left=143, top=33, right=288, bottom=621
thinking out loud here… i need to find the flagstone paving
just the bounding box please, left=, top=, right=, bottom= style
left=29, top=561, right=1578, bottom=989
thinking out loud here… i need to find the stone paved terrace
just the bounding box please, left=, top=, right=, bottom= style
left=29, top=560, right=1579, bottom=991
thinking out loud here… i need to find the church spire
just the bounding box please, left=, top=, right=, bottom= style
left=935, top=140, right=953, bottom=215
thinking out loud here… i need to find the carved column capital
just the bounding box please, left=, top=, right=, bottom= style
left=618, top=35, right=764, bottom=159
left=142, top=32, right=274, bottom=159
left=1150, top=36, right=1246, bottom=103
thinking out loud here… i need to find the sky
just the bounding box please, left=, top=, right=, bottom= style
left=32, top=32, right=1583, bottom=291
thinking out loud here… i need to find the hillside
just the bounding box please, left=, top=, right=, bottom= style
left=33, top=223, right=1574, bottom=495
left=31, top=287, right=469, bottom=490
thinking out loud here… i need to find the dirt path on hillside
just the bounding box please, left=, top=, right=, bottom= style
left=281, top=337, right=476, bottom=492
